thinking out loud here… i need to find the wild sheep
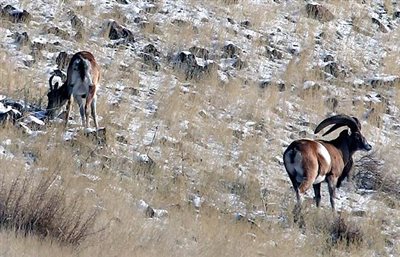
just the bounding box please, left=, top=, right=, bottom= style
left=47, top=51, right=100, bottom=130
left=283, top=114, right=372, bottom=209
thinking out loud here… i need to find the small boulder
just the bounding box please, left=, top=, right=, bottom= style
left=47, top=26, right=70, bottom=40
left=366, top=75, right=400, bottom=88
left=141, top=44, right=161, bottom=71
left=104, top=20, right=135, bottom=42
left=21, top=115, right=46, bottom=131
left=143, top=44, right=161, bottom=57
left=189, top=46, right=209, bottom=60
left=240, top=20, right=251, bottom=28
left=222, top=43, right=242, bottom=58
left=171, top=19, right=189, bottom=27
left=71, top=14, right=84, bottom=31
left=305, top=3, right=334, bottom=22
left=12, top=31, right=30, bottom=47
left=265, top=46, right=283, bottom=60
left=56, top=52, right=72, bottom=70
left=144, top=4, right=159, bottom=14
left=31, top=41, right=47, bottom=51
left=173, top=51, right=216, bottom=80
left=323, top=54, right=335, bottom=62
left=85, top=127, right=107, bottom=145
left=323, top=62, right=344, bottom=78
left=116, top=0, right=130, bottom=4
left=0, top=102, right=22, bottom=125
left=1, top=5, right=31, bottom=23
left=259, top=81, right=286, bottom=92
left=142, top=53, right=160, bottom=71
left=232, top=57, right=246, bottom=70
left=371, top=17, right=388, bottom=33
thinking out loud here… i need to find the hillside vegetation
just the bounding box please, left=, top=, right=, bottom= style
left=0, top=0, right=399, bottom=256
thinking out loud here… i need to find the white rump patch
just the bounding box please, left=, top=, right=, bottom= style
left=313, top=175, right=326, bottom=184
left=316, top=142, right=331, bottom=166
left=70, top=58, right=93, bottom=96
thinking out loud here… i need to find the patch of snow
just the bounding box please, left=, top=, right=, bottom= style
left=24, top=115, right=45, bottom=126
left=0, top=145, right=14, bottom=160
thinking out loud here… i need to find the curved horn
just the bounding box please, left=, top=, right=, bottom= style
left=320, top=116, right=361, bottom=136
left=53, top=69, right=67, bottom=82
left=48, top=74, right=58, bottom=91
left=352, top=116, right=361, bottom=130
left=314, top=114, right=360, bottom=136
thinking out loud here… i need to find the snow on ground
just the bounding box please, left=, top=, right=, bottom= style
left=1, top=0, right=400, bottom=254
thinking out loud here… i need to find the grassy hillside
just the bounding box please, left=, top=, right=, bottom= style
left=0, top=0, right=400, bottom=256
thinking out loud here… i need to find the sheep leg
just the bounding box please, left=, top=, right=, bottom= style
left=313, top=183, right=322, bottom=207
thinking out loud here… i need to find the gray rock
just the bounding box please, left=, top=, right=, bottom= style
left=0, top=102, right=22, bottom=125
left=372, top=17, right=388, bottom=33
left=189, top=46, right=209, bottom=60
left=366, top=75, right=400, bottom=88
left=232, top=56, right=246, bottom=70
left=1, top=5, right=31, bottom=23
left=259, top=81, right=286, bottom=92
left=323, top=62, right=346, bottom=78
left=305, top=3, right=334, bottom=22
left=56, top=52, right=72, bottom=70
left=104, top=20, right=135, bottom=42
left=144, top=4, right=159, bottom=14
left=116, top=0, right=129, bottom=4
left=12, top=31, right=30, bottom=47
left=240, top=20, right=251, bottom=28
left=222, top=43, right=242, bottom=58
left=143, top=44, right=161, bottom=57
left=85, top=127, right=107, bottom=145
left=145, top=206, right=155, bottom=218
left=265, top=46, right=283, bottom=60
left=142, top=53, right=160, bottom=71
left=47, top=26, right=70, bottom=40
left=71, top=14, right=84, bottom=31
left=173, top=51, right=216, bottom=80
left=323, top=54, right=335, bottom=62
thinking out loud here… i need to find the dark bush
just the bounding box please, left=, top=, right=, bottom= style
left=329, top=216, right=363, bottom=247
left=353, top=152, right=400, bottom=197
left=0, top=171, right=97, bottom=245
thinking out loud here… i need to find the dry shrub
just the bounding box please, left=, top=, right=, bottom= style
left=0, top=170, right=97, bottom=246
left=299, top=210, right=365, bottom=254
left=353, top=152, right=400, bottom=197
left=329, top=215, right=363, bottom=247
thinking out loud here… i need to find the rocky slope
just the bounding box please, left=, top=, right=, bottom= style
left=0, top=0, right=400, bottom=256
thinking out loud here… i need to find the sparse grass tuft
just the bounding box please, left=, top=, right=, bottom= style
left=0, top=0, right=399, bottom=256
left=353, top=152, right=400, bottom=196
left=328, top=215, right=364, bottom=248
left=0, top=169, right=98, bottom=246
left=292, top=209, right=386, bottom=256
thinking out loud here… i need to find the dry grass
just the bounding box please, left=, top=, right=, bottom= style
left=0, top=128, right=98, bottom=246
left=297, top=210, right=387, bottom=256
left=0, top=0, right=400, bottom=256
left=0, top=52, right=44, bottom=104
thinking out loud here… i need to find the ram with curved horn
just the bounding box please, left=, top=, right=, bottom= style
left=283, top=114, right=372, bottom=209
left=46, top=51, right=100, bottom=130
left=46, top=69, right=68, bottom=117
